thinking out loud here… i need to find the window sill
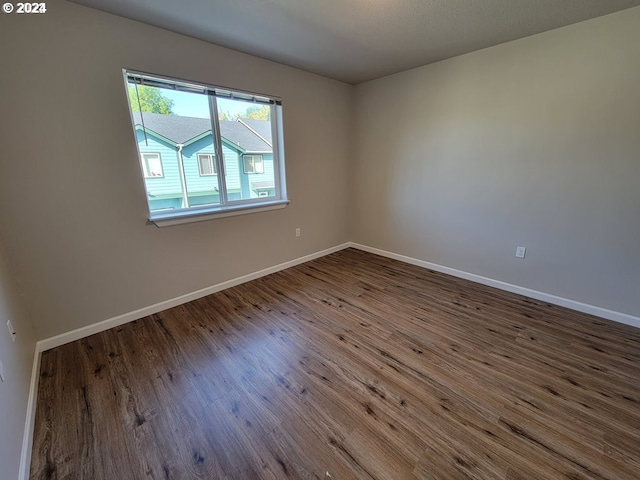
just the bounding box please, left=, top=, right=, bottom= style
left=148, top=200, right=289, bottom=227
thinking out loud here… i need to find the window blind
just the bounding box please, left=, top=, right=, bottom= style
left=126, top=71, right=282, bottom=106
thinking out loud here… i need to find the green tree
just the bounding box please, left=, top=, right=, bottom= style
left=244, top=105, right=270, bottom=121
left=128, top=85, right=174, bottom=114
left=219, top=110, right=238, bottom=121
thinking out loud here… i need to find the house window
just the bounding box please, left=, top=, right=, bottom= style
left=141, top=153, right=163, bottom=178
left=198, top=154, right=216, bottom=176
left=243, top=155, right=264, bottom=174
left=124, top=70, right=288, bottom=226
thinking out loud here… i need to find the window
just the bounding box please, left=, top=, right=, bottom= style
left=197, top=154, right=216, bottom=176
left=124, top=70, right=288, bottom=226
left=141, top=153, right=163, bottom=178
left=243, top=155, right=264, bottom=174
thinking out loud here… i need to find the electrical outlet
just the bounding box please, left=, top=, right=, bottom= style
left=0, top=360, right=5, bottom=382
left=295, top=227, right=301, bottom=237
left=515, top=246, right=526, bottom=259
left=7, top=320, right=16, bottom=342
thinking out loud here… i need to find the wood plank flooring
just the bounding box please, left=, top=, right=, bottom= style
left=30, top=248, right=640, bottom=479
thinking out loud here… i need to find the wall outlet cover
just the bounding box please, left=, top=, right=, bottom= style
left=7, top=319, right=16, bottom=342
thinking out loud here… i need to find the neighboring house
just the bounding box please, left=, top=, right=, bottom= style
left=132, top=112, right=274, bottom=211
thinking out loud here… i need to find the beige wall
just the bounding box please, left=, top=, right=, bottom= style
left=0, top=2, right=638, bottom=343
left=0, top=240, right=36, bottom=480
left=353, top=7, right=640, bottom=317
left=0, top=1, right=353, bottom=339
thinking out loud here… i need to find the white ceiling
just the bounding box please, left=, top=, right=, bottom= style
left=69, top=0, right=640, bottom=84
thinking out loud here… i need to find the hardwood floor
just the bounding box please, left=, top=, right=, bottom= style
left=30, top=248, right=640, bottom=479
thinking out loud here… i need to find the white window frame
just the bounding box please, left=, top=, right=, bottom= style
left=197, top=153, right=217, bottom=176
left=124, top=70, right=288, bottom=227
left=141, top=152, right=163, bottom=178
left=243, top=155, right=264, bottom=174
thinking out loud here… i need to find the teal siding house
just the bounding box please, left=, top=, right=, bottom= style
left=132, top=113, right=274, bottom=212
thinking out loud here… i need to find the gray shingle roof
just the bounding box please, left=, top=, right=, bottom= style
left=251, top=181, right=275, bottom=190
left=132, top=112, right=272, bottom=153
left=220, top=121, right=271, bottom=153
left=239, top=118, right=272, bottom=145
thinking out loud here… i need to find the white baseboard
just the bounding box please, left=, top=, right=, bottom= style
left=349, top=242, right=640, bottom=330
left=21, top=242, right=350, bottom=479
left=37, top=242, right=351, bottom=352
left=19, top=345, right=41, bottom=480
left=37, top=240, right=640, bottom=351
